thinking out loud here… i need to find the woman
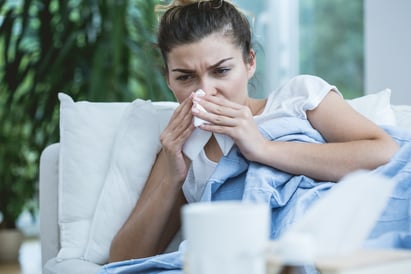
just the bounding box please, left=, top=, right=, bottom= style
left=109, top=0, right=399, bottom=262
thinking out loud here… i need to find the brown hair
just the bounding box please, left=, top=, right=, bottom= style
left=156, top=0, right=252, bottom=70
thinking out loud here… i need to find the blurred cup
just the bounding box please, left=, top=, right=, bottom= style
left=182, top=201, right=270, bottom=274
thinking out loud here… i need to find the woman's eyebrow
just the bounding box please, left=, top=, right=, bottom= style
left=171, top=68, right=194, bottom=73
left=171, top=57, right=234, bottom=73
left=208, top=57, right=234, bottom=69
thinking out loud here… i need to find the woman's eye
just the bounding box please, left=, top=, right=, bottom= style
left=176, top=74, right=193, bottom=81
left=214, top=67, right=230, bottom=75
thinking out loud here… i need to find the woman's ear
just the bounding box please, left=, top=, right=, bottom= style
left=165, top=70, right=171, bottom=89
left=247, top=49, right=257, bottom=79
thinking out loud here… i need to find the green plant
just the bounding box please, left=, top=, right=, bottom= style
left=0, top=0, right=171, bottom=229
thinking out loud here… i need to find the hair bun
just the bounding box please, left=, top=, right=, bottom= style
left=156, top=0, right=229, bottom=13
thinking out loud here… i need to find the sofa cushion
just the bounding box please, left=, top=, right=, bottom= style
left=57, top=93, right=177, bottom=264
left=58, top=93, right=129, bottom=261
left=84, top=100, right=177, bottom=264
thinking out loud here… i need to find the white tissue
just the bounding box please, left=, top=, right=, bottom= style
left=182, top=129, right=234, bottom=161
left=183, top=89, right=234, bottom=161
left=279, top=170, right=396, bottom=259
left=193, top=89, right=209, bottom=127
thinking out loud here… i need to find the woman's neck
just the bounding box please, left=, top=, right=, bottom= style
left=247, top=98, right=267, bottom=116
left=204, top=135, right=223, bottom=163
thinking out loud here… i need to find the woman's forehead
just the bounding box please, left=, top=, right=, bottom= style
left=167, top=33, right=242, bottom=68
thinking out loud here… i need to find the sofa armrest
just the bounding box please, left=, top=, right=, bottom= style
left=44, top=258, right=101, bottom=274
left=39, top=143, right=60, bottom=267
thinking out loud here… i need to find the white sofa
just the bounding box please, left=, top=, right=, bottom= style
left=39, top=92, right=411, bottom=274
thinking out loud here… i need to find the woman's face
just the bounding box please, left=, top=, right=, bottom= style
left=166, top=32, right=256, bottom=105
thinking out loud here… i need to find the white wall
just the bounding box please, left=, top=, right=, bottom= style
left=365, top=0, right=411, bottom=104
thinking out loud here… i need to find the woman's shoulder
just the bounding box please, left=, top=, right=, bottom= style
left=277, top=74, right=333, bottom=94
left=262, top=74, right=340, bottom=118
left=267, top=74, right=338, bottom=100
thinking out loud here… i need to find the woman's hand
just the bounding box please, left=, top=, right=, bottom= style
left=192, top=95, right=267, bottom=161
left=160, top=94, right=196, bottom=184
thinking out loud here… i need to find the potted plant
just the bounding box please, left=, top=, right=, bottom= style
left=0, top=178, right=35, bottom=263
left=0, top=0, right=170, bottom=261
left=0, top=6, right=94, bottom=255
left=0, top=101, right=39, bottom=261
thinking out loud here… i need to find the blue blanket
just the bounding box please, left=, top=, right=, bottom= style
left=97, top=117, right=411, bottom=274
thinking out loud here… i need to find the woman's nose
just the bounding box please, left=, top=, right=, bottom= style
left=198, top=79, right=217, bottom=96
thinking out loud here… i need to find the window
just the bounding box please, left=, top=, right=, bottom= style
left=299, top=0, right=364, bottom=99
left=235, top=0, right=364, bottom=99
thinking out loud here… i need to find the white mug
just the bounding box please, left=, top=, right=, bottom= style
left=182, top=201, right=270, bottom=274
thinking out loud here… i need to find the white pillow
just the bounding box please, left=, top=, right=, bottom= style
left=392, top=105, right=411, bottom=131
left=57, top=93, right=177, bottom=263
left=58, top=93, right=130, bottom=260
left=346, top=88, right=397, bottom=126
left=83, top=100, right=175, bottom=264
